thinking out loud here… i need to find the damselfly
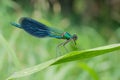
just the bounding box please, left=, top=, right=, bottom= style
left=11, top=17, right=78, bottom=55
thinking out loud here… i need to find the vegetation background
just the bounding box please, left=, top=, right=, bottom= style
left=0, top=0, right=120, bottom=80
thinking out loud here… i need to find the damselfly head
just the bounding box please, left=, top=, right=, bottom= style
left=72, top=34, right=77, bottom=40
left=72, top=34, right=78, bottom=45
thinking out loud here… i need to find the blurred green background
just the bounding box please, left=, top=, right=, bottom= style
left=0, top=0, right=120, bottom=80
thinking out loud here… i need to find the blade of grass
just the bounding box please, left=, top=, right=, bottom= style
left=0, top=33, right=21, bottom=69
left=7, top=44, right=120, bottom=80
left=78, top=62, right=99, bottom=80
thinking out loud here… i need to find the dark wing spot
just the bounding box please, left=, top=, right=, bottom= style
left=19, top=17, right=50, bottom=37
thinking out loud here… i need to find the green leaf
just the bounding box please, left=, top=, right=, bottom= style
left=7, top=44, right=120, bottom=80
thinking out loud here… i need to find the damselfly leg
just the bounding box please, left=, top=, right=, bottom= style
left=56, top=39, right=72, bottom=57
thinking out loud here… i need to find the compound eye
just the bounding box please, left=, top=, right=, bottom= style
left=73, top=34, right=78, bottom=40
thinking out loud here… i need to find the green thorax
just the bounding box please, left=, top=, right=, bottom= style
left=62, top=32, right=72, bottom=40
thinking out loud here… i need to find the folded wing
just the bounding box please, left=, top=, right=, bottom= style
left=20, top=17, right=51, bottom=37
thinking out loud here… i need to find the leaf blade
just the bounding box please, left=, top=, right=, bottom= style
left=7, top=44, right=120, bottom=80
